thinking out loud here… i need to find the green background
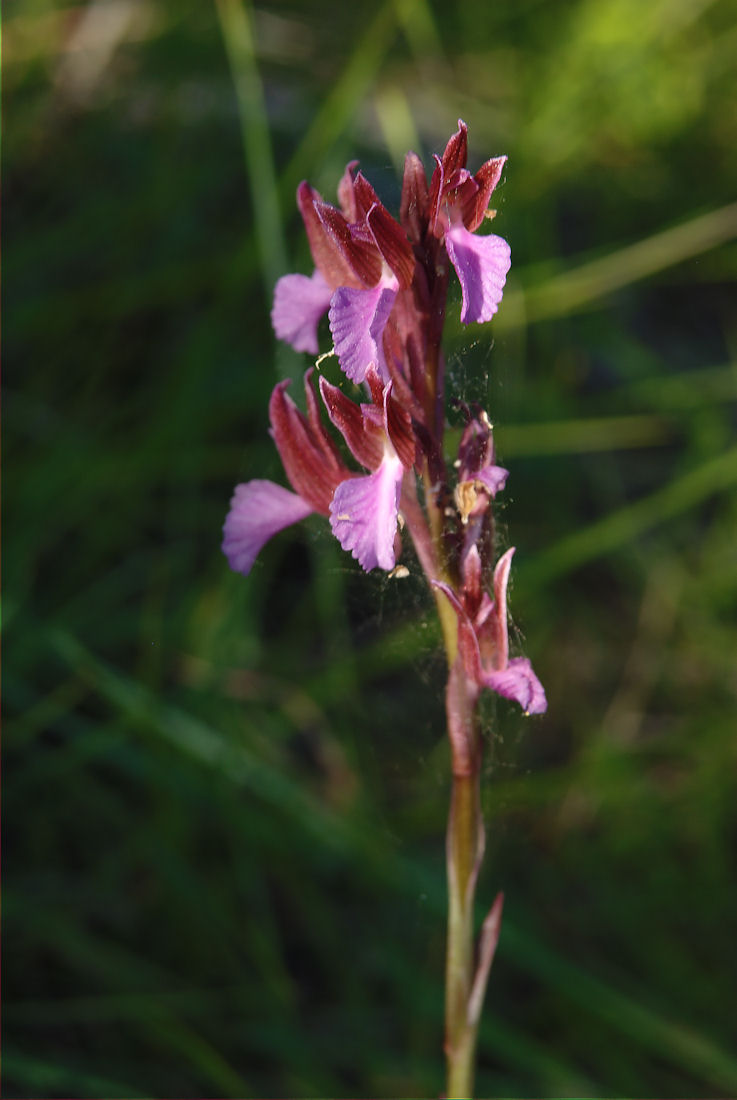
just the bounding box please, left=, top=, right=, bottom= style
left=5, top=0, right=737, bottom=1096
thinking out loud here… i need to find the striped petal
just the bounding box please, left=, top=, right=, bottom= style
left=445, top=223, right=511, bottom=324
left=329, top=453, right=403, bottom=571
left=329, top=279, right=398, bottom=384
left=222, top=480, right=313, bottom=576
left=271, top=270, right=332, bottom=355
left=484, top=657, right=547, bottom=715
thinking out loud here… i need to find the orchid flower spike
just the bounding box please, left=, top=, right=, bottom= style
left=223, top=122, right=545, bottom=716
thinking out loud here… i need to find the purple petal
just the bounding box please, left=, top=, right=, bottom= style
left=476, top=464, right=509, bottom=497
left=222, top=480, right=313, bottom=575
left=484, top=657, right=547, bottom=715
left=328, top=279, right=397, bottom=384
left=445, top=223, right=511, bottom=324
left=329, top=454, right=403, bottom=571
left=271, top=270, right=333, bottom=355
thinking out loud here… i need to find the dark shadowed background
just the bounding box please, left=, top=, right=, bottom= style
left=4, top=0, right=737, bottom=1096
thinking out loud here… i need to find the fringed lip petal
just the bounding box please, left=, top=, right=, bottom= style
left=271, top=270, right=333, bottom=355
left=222, top=480, right=314, bottom=576
left=445, top=223, right=511, bottom=324
left=329, top=279, right=398, bottom=384
left=483, top=658, right=548, bottom=715
left=329, top=452, right=403, bottom=571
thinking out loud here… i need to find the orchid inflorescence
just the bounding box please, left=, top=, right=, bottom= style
left=223, top=120, right=545, bottom=717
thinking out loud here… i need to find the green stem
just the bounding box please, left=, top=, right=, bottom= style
left=443, top=655, right=484, bottom=1099
left=445, top=765, right=482, bottom=1098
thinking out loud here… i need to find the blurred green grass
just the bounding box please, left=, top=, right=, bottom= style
left=4, top=0, right=737, bottom=1096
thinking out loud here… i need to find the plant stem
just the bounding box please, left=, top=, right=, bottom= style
left=443, top=662, right=484, bottom=1098
left=445, top=768, right=481, bottom=1098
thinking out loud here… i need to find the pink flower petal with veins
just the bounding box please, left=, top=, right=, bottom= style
left=329, top=453, right=403, bottom=571
left=271, top=270, right=333, bottom=355
left=222, top=480, right=314, bottom=576
left=484, top=658, right=547, bottom=715
left=329, top=280, right=398, bottom=384
left=445, top=223, right=511, bottom=324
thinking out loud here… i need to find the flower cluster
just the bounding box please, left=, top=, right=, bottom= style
left=223, top=121, right=545, bottom=714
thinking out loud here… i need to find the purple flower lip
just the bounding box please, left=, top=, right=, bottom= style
left=329, top=450, right=404, bottom=572
left=222, top=481, right=313, bottom=578
left=271, top=269, right=332, bottom=356
left=328, top=278, right=398, bottom=384
left=445, top=223, right=511, bottom=324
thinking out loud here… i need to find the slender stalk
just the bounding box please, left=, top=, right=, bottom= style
left=443, top=658, right=484, bottom=1098
left=445, top=767, right=482, bottom=1098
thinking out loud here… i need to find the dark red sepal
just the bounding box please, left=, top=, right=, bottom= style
left=318, top=376, right=384, bottom=470
left=441, top=119, right=469, bottom=179
left=296, top=182, right=363, bottom=289
left=384, top=388, right=417, bottom=469
left=366, top=203, right=415, bottom=289
left=337, top=160, right=360, bottom=221
left=400, top=152, right=430, bottom=243
left=269, top=375, right=350, bottom=515
left=428, top=153, right=444, bottom=233
left=462, top=156, right=507, bottom=232
left=315, top=201, right=383, bottom=287
left=304, top=367, right=346, bottom=468
left=353, top=172, right=383, bottom=220
left=365, top=364, right=386, bottom=408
